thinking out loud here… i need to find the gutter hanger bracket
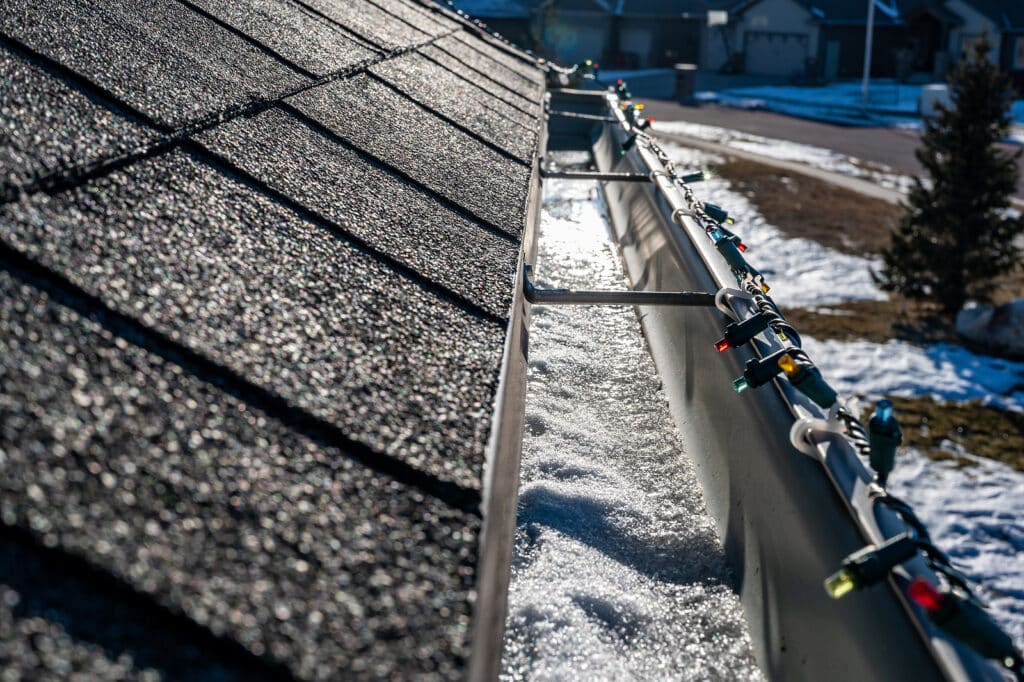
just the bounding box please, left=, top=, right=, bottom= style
left=545, top=109, right=616, bottom=122
left=523, top=264, right=716, bottom=307
left=539, top=167, right=652, bottom=182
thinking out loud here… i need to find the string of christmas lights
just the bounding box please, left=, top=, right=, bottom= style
left=610, top=80, right=1023, bottom=678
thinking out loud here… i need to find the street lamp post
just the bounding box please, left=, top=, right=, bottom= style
left=861, top=0, right=875, bottom=114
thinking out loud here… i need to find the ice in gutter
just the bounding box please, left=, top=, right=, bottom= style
left=500, top=154, right=762, bottom=680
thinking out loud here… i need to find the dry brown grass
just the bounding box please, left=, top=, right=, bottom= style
left=713, top=158, right=902, bottom=257
left=781, top=299, right=959, bottom=345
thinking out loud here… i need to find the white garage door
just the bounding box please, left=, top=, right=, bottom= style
left=744, top=31, right=809, bottom=77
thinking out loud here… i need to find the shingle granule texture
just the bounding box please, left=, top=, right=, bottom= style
left=371, top=52, right=537, bottom=161
left=292, top=73, right=531, bottom=233
left=0, top=0, right=543, bottom=677
left=1, top=0, right=307, bottom=128
left=369, top=0, right=458, bottom=36
left=0, top=271, right=479, bottom=680
left=299, top=0, right=432, bottom=50
left=421, top=43, right=539, bottom=115
left=197, top=107, right=519, bottom=317
left=449, top=31, right=544, bottom=86
left=1, top=151, right=503, bottom=489
left=184, top=0, right=378, bottom=76
left=434, top=34, right=543, bottom=100
left=0, top=46, right=156, bottom=190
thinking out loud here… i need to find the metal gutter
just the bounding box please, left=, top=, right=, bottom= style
left=466, top=99, right=546, bottom=682
left=550, top=89, right=1006, bottom=681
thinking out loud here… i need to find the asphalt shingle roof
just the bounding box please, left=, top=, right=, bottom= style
left=0, top=0, right=542, bottom=678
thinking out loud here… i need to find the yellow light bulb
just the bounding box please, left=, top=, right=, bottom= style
left=777, top=353, right=798, bottom=376
left=635, top=103, right=645, bottom=110
left=760, top=281, right=771, bottom=294
left=824, top=569, right=856, bottom=599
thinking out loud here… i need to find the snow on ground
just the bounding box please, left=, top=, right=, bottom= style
left=661, top=142, right=888, bottom=307
left=802, top=337, right=1024, bottom=412
left=501, top=157, right=762, bottom=681
left=654, top=121, right=916, bottom=193
left=889, top=449, right=1024, bottom=646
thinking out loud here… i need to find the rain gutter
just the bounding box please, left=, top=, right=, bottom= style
left=554, top=88, right=1006, bottom=682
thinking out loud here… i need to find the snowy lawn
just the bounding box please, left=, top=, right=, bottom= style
left=661, top=141, right=1024, bottom=647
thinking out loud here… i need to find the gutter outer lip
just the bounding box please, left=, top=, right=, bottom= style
left=465, top=88, right=546, bottom=682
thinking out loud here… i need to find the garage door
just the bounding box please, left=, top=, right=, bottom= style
left=744, top=31, right=809, bottom=77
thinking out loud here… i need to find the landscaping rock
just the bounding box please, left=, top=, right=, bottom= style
left=955, top=299, right=1024, bottom=358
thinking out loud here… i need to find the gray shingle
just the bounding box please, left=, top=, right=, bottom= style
left=372, top=51, right=538, bottom=161
left=0, top=1, right=546, bottom=677
left=291, top=73, right=531, bottom=233
left=451, top=30, right=543, bottom=85
left=0, top=270, right=478, bottom=680
left=197, top=106, right=518, bottom=318
left=436, top=34, right=543, bottom=99
left=299, top=0, right=432, bottom=50
left=446, top=32, right=548, bottom=91
left=0, top=46, right=156, bottom=190
left=0, top=151, right=504, bottom=490
left=185, top=0, right=378, bottom=76
left=1, top=0, right=306, bottom=129
left=0, top=582, right=149, bottom=682
left=368, top=0, right=459, bottom=35
left=421, top=43, right=539, bottom=115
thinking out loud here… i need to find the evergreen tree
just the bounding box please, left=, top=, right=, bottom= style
left=877, top=37, right=1024, bottom=315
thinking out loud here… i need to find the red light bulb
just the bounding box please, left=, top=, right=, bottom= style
left=908, top=578, right=945, bottom=614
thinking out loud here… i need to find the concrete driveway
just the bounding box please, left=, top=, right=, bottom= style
left=642, top=101, right=1024, bottom=200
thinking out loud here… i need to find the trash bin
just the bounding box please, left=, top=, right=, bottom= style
left=674, top=63, right=698, bottom=105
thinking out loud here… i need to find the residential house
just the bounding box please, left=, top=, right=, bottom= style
left=946, top=0, right=1024, bottom=88
left=704, top=0, right=1024, bottom=85
left=453, top=0, right=709, bottom=68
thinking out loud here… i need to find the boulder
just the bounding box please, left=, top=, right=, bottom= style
left=955, top=299, right=1024, bottom=358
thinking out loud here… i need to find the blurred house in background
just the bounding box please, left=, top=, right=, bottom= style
left=454, top=0, right=1024, bottom=89
left=453, top=0, right=709, bottom=67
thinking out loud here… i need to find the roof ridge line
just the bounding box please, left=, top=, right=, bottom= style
left=0, top=243, right=486, bottom=518
left=362, top=70, right=531, bottom=167
left=276, top=100, right=523, bottom=243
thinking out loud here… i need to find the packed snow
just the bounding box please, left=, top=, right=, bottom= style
left=802, top=337, right=1024, bottom=412
left=889, top=449, right=1024, bottom=645
left=501, top=155, right=762, bottom=681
